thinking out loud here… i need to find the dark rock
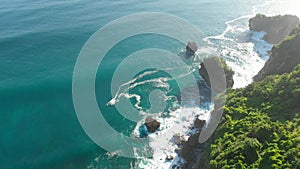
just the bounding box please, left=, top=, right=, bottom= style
left=166, top=154, right=174, bottom=161
left=172, top=165, right=179, bottom=169
left=254, top=25, right=300, bottom=81
left=249, top=14, right=299, bottom=44
left=175, top=148, right=181, bottom=154
left=199, top=56, right=234, bottom=92
left=179, top=115, right=212, bottom=169
left=171, top=134, right=186, bottom=145
left=145, top=117, right=160, bottom=133
left=186, top=42, right=198, bottom=55
left=194, top=117, right=206, bottom=129
left=179, top=116, right=206, bottom=168
left=180, top=130, right=203, bottom=169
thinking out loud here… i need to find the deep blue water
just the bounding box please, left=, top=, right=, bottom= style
left=0, top=0, right=291, bottom=168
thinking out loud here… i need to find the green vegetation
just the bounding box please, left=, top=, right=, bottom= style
left=254, top=25, right=300, bottom=81
left=220, top=58, right=235, bottom=85
left=206, top=65, right=300, bottom=169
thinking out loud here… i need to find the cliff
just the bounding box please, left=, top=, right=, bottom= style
left=254, top=25, right=300, bottom=81
left=186, top=25, right=300, bottom=168
left=205, top=65, right=300, bottom=168
left=178, top=57, right=234, bottom=168
left=199, top=56, right=234, bottom=91
left=249, top=14, right=299, bottom=44
left=182, top=15, right=300, bottom=169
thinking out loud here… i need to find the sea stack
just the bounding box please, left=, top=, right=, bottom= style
left=199, top=56, right=234, bottom=90
left=145, top=117, right=160, bottom=133
left=186, top=41, right=198, bottom=56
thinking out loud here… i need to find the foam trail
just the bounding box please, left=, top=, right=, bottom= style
left=108, top=66, right=198, bottom=107
left=107, top=70, right=159, bottom=106
left=119, top=93, right=143, bottom=110
left=107, top=77, right=171, bottom=108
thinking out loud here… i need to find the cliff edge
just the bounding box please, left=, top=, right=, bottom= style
left=249, top=14, right=299, bottom=44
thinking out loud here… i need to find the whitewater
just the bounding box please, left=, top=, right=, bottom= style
left=131, top=1, right=275, bottom=168
left=85, top=0, right=300, bottom=168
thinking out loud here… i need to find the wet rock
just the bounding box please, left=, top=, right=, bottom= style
left=254, top=25, right=300, bottom=81
left=145, top=117, right=160, bottom=133
left=186, top=41, right=198, bottom=56
left=175, top=147, right=181, bottom=154
left=166, top=154, right=174, bottom=161
left=172, top=134, right=186, bottom=145
left=194, top=117, right=206, bottom=129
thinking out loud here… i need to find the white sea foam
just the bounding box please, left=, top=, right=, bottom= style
left=107, top=76, right=170, bottom=109
left=107, top=70, right=159, bottom=106
left=222, top=40, right=271, bottom=88
left=87, top=0, right=292, bottom=168
left=201, top=0, right=274, bottom=89
left=107, top=66, right=198, bottom=109
left=133, top=1, right=275, bottom=168
left=132, top=105, right=212, bottom=169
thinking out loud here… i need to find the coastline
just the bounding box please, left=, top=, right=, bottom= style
left=2, top=0, right=300, bottom=168
left=176, top=14, right=300, bottom=169
left=175, top=37, right=272, bottom=169
left=134, top=27, right=273, bottom=168
left=163, top=8, right=276, bottom=169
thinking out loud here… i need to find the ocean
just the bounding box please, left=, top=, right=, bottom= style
left=1, top=0, right=299, bottom=168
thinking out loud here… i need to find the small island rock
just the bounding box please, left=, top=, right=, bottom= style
left=186, top=42, right=198, bottom=55
left=166, top=154, right=174, bottom=161
left=145, top=117, right=160, bottom=133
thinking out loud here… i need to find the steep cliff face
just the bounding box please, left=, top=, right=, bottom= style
left=254, top=25, right=300, bottom=81
left=199, top=56, right=234, bottom=90
left=249, top=14, right=299, bottom=44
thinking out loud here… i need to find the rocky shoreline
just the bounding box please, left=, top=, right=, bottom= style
left=254, top=23, right=300, bottom=81
left=144, top=13, right=300, bottom=169
left=178, top=14, right=300, bottom=169
left=249, top=14, right=299, bottom=44
left=168, top=55, right=234, bottom=168
left=179, top=117, right=206, bottom=169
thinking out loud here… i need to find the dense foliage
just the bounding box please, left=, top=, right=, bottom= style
left=207, top=65, right=300, bottom=169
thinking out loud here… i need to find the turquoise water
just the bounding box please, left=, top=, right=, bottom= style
left=0, top=0, right=295, bottom=168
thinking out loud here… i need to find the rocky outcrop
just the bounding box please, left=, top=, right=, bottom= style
left=199, top=56, right=234, bottom=91
left=180, top=117, right=206, bottom=169
left=186, top=42, right=198, bottom=56
left=165, top=154, right=174, bottom=161
left=145, top=117, right=160, bottom=132
left=249, top=14, right=299, bottom=44
left=171, top=134, right=186, bottom=145
left=193, top=117, right=206, bottom=129
left=254, top=25, right=300, bottom=81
